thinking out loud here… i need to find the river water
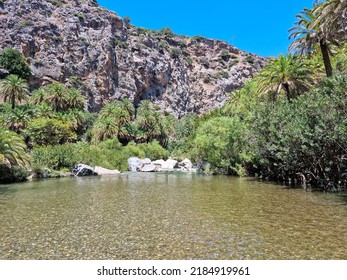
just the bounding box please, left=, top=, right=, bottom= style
left=0, top=172, right=346, bottom=259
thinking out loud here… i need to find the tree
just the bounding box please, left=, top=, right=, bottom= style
left=0, top=48, right=31, bottom=79
left=92, top=117, right=119, bottom=143
left=313, top=0, right=347, bottom=40
left=289, top=7, right=340, bottom=77
left=256, top=54, right=315, bottom=101
left=194, top=116, right=248, bottom=175
left=0, top=126, right=30, bottom=167
left=0, top=74, right=30, bottom=109
left=65, top=88, right=85, bottom=110
left=43, top=82, right=69, bottom=112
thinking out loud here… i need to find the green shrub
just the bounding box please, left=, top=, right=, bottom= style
left=170, top=47, right=182, bottom=59
left=184, top=56, right=193, bottom=66
left=0, top=48, right=31, bottom=79
left=138, top=140, right=169, bottom=160
left=220, top=49, right=230, bottom=61
left=218, top=71, right=229, bottom=79
left=158, top=27, right=173, bottom=36
left=251, top=73, right=347, bottom=191
left=27, top=118, right=77, bottom=146
left=245, top=55, right=255, bottom=64
left=194, top=116, right=249, bottom=175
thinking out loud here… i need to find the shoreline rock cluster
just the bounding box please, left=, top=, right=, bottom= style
left=127, top=157, right=196, bottom=173
left=30, top=158, right=196, bottom=180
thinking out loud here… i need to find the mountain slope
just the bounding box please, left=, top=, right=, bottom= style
left=0, top=0, right=267, bottom=117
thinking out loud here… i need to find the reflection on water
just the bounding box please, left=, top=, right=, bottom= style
left=0, top=173, right=346, bottom=260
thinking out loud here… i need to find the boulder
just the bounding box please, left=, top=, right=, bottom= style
left=94, top=166, right=120, bottom=175
left=179, top=158, right=193, bottom=171
left=163, top=159, right=178, bottom=170
left=127, top=157, right=142, bottom=172
left=139, top=163, right=156, bottom=172
left=152, top=159, right=166, bottom=171
left=32, top=168, right=51, bottom=179
left=142, top=158, right=152, bottom=165
left=72, top=164, right=98, bottom=176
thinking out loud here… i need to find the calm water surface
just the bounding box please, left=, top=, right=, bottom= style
left=0, top=173, right=346, bottom=259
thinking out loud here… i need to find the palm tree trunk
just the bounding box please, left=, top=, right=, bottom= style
left=11, top=95, right=15, bottom=110
left=283, top=83, right=291, bottom=101
left=319, top=39, right=333, bottom=77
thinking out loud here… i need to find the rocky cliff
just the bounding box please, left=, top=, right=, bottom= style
left=0, top=0, right=267, bottom=117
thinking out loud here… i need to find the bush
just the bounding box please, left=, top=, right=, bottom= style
left=245, top=55, right=255, bottom=64
left=159, top=27, right=173, bottom=36
left=194, top=116, right=249, bottom=175
left=27, top=118, right=77, bottom=146
left=170, top=47, right=182, bottom=59
left=138, top=140, right=169, bottom=160
left=0, top=48, right=31, bottom=79
left=220, top=49, right=230, bottom=61
left=251, top=73, right=347, bottom=191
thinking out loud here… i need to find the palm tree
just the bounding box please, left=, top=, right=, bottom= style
left=0, top=126, right=30, bottom=167
left=66, top=88, right=85, bottom=110
left=91, top=117, right=119, bottom=143
left=29, top=88, right=46, bottom=105
left=289, top=7, right=340, bottom=77
left=0, top=74, right=29, bottom=109
left=3, top=107, right=31, bottom=133
left=314, top=0, right=347, bottom=39
left=117, top=98, right=135, bottom=120
left=256, top=54, right=315, bottom=101
left=44, top=82, right=69, bottom=112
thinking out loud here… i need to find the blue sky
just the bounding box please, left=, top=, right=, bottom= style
left=98, top=0, right=315, bottom=57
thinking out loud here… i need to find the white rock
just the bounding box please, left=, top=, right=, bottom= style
left=94, top=166, right=120, bottom=175
left=179, top=158, right=193, bottom=170
left=163, top=159, right=178, bottom=169
left=127, top=157, right=142, bottom=171
left=140, top=163, right=156, bottom=172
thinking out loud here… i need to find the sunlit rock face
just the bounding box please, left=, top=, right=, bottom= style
left=0, top=0, right=267, bottom=117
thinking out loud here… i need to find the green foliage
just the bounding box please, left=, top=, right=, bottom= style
left=218, top=71, right=229, bottom=79
left=0, top=48, right=31, bottom=79
left=251, top=72, right=347, bottom=191
left=123, top=16, right=131, bottom=26
left=169, top=47, right=182, bottom=59
left=115, top=39, right=128, bottom=49
left=29, top=82, right=85, bottom=112
left=31, top=138, right=168, bottom=172
left=220, top=49, right=230, bottom=61
left=0, top=126, right=30, bottom=167
left=245, top=55, right=255, bottom=64
left=158, top=27, right=174, bottom=36
left=0, top=74, right=30, bottom=109
left=137, top=140, right=169, bottom=160
left=27, top=118, right=77, bottom=146
left=184, top=56, right=193, bottom=66
left=194, top=117, right=249, bottom=175
left=256, top=54, right=316, bottom=101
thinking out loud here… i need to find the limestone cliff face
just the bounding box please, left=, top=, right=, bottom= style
left=0, top=0, right=267, bottom=117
